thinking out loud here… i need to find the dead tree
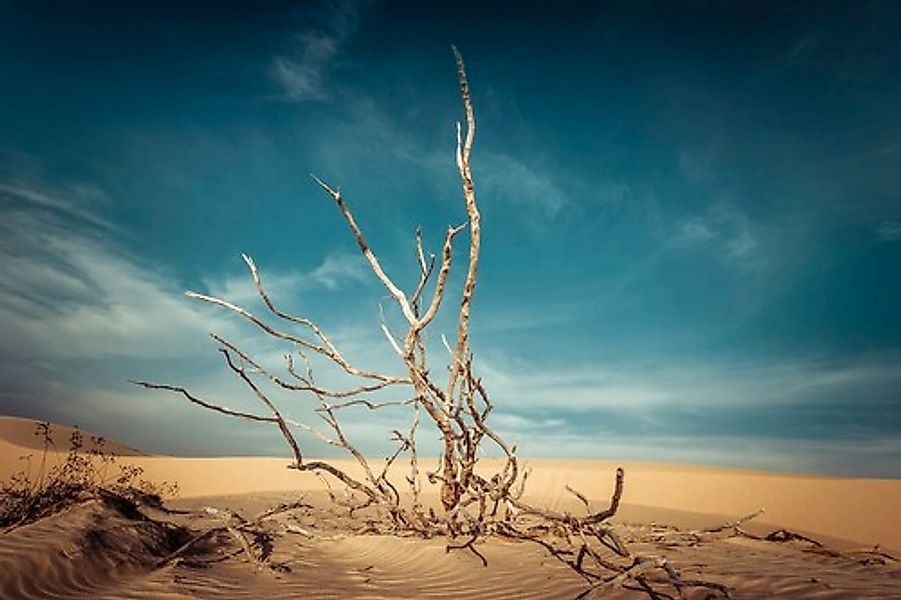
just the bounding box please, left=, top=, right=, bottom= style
left=134, top=48, right=731, bottom=599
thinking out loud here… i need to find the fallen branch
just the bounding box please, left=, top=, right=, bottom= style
left=446, top=533, right=488, bottom=567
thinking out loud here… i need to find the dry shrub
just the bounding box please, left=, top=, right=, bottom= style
left=0, top=421, right=178, bottom=529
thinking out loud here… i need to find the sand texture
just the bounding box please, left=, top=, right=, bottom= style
left=1, top=417, right=899, bottom=598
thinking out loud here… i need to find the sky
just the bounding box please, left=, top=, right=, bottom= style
left=1, top=0, right=899, bottom=477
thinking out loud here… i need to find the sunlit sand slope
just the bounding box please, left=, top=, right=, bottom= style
left=1, top=417, right=899, bottom=598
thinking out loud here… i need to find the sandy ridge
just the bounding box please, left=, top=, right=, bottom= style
left=1, top=416, right=899, bottom=598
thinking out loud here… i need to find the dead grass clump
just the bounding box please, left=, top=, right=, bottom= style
left=0, top=421, right=178, bottom=531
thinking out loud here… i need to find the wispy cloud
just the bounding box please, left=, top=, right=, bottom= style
left=310, top=93, right=454, bottom=187
left=672, top=203, right=770, bottom=266
left=303, top=81, right=586, bottom=232
left=785, top=32, right=825, bottom=69
left=499, top=431, right=901, bottom=478
left=268, top=0, right=363, bottom=101
left=677, top=144, right=721, bottom=186
left=0, top=180, right=234, bottom=360
left=0, top=175, right=404, bottom=456
left=0, top=175, right=375, bottom=364
left=203, top=252, right=368, bottom=307
left=0, top=181, right=117, bottom=231
left=479, top=151, right=572, bottom=221
left=0, top=177, right=255, bottom=446
left=309, top=252, right=369, bottom=289
left=476, top=350, right=901, bottom=475
left=674, top=217, right=716, bottom=243
left=3, top=175, right=897, bottom=475
left=877, top=220, right=901, bottom=242
left=477, top=349, right=901, bottom=413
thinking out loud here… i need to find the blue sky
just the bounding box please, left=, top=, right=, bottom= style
left=1, top=1, right=899, bottom=476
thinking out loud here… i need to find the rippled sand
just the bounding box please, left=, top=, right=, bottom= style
left=2, top=416, right=899, bottom=598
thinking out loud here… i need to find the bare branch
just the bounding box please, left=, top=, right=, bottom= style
left=411, top=228, right=437, bottom=307
left=407, top=399, right=423, bottom=511
left=282, top=353, right=406, bottom=398
left=130, top=380, right=276, bottom=423
left=578, top=557, right=667, bottom=600
left=704, top=508, right=765, bottom=534
left=586, top=467, right=625, bottom=524
left=186, top=290, right=401, bottom=384
left=379, top=304, right=404, bottom=357
left=446, top=47, right=481, bottom=408
left=413, top=223, right=466, bottom=336
left=211, top=334, right=406, bottom=400
left=441, top=333, right=454, bottom=357
left=566, top=485, right=593, bottom=514
left=241, top=253, right=389, bottom=377
left=311, top=174, right=417, bottom=325
left=291, top=461, right=377, bottom=503
left=131, top=49, right=711, bottom=600
left=513, top=467, right=624, bottom=526
left=220, top=348, right=304, bottom=467
left=446, top=533, right=488, bottom=567
left=315, top=397, right=415, bottom=412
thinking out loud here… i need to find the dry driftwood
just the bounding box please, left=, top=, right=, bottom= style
left=155, top=499, right=313, bottom=570
left=134, top=48, right=732, bottom=599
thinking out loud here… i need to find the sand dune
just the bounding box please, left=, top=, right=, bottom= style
left=0, top=496, right=187, bottom=599
left=5, top=442, right=897, bottom=551
left=2, top=488, right=898, bottom=599
left=0, top=416, right=145, bottom=456
left=1, top=416, right=898, bottom=598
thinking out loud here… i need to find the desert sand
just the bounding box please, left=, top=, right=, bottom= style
left=1, top=416, right=898, bottom=598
